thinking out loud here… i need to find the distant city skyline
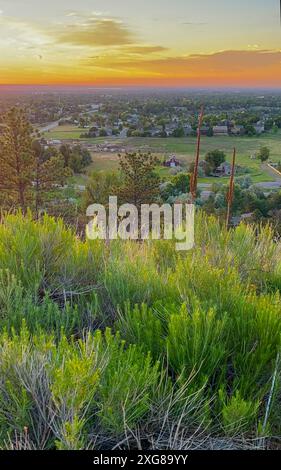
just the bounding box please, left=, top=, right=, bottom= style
left=0, top=0, right=280, bottom=88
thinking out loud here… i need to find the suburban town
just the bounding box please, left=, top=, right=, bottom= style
left=1, top=88, right=281, bottom=227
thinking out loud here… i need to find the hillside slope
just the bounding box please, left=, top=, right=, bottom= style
left=0, top=212, right=280, bottom=449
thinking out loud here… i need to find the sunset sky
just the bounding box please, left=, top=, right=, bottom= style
left=0, top=0, right=280, bottom=88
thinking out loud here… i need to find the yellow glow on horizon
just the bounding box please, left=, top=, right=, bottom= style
left=0, top=4, right=280, bottom=88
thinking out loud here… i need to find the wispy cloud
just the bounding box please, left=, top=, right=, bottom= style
left=83, top=49, right=281, bottom=85
left=0, top=13, right=50, bottom=48
left=54, top=18, right=134, bottom=47
left=181, top=22, right=208, bottom=25
left=92, top=49, right=281, bottom=71
left=65, top=10, right=108, bottom=18
left=119, top=45, right=168, bottom=55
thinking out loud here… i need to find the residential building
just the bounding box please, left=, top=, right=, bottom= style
left=213, top=125, right=229, bottom=136
left=254, top=122, right=265, bottom=134
left=163, top=155, right=181, bottom=168
left=198, top=126, right=210, bottom=136
left=230, top=125, right=245, bottom=136
left=213, top=162, right=233, bottom=177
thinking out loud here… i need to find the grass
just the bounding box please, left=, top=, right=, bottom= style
left=44, top=125, right=113, bottom=142
left=128, top=132, right=281, bottom=183
left=46, top=125, right=281, bottom=184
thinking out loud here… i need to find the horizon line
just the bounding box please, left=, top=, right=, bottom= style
left=1, top=84, right=281, bottom=91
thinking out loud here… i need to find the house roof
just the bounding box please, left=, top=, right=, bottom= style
left=217, top=162, right=231, bottom=170
left=213, top=125, right=228, bottom=131
left=166, top=155, right=179, bottom=162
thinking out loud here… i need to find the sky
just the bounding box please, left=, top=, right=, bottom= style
left=0, top=0, right=280, bottom=88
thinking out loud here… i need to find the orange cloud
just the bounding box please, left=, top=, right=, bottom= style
left=81, top=49, right=281, bottom=86
left=85, top=49, right=280, bottom=73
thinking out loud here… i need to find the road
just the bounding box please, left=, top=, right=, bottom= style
left=38, top=121, right=60, bottom=133
left=259, top=163, right=281, bottom=188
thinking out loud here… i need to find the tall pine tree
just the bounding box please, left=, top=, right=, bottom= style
left=0, top=108, right=71, bottom=215
left=32, top=140, right=71, bottom=218
left=117, top=152, right=160, bottom=208
left=0, top=108, right=34, bottom=213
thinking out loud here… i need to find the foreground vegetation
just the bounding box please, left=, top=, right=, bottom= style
left=0, top=211, right=281, bottom=449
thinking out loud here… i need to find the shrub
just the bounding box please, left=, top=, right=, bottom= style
left=0, top=211, right=281, bottom=446
left=50, top=333, right=101, bottom=450
left=0, top=270, right=80, bottom=336
left=116, top=303, right=164, bottom=358
left=0, top=212, right=104, bottom=306
left=104, top=240, right=178, bottom=309
left=95, top=328, right=160, bottom=434
left=167, top=304, right=227, bottom=387
left=219, top=390, right=259, bottom=436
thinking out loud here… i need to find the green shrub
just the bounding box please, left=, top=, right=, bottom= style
left=0, top=327, right=101, bottom=449
left=104, top=240, right=178, bottom=309
left=116, top=303, right=164, bottom=358
left=50, top=333, right=101, bottom=450
left=167, top=304, right=227, bottom=387
left=0, top=212, right=103, bottom=306
left=0, top=270, right=80, bottom=336
left=219, top=390, right=259, bottom=436
left=0, top=325, right=43, bottom=445
left=0, top=211, right=281, bottom=445
left=0, top=213, right=43, bottom=294
left=95, top=328, right=160, bottom=434
left=230, top=292, right=281, bottom=398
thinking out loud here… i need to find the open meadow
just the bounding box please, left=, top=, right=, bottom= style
left=45, top=125, right=281, bottom=184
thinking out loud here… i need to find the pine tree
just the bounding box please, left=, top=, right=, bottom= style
left=117, top=152, right=160, bottom=208
left=32, top=140, right=71, bottom=218
left=0, top=108, right=71, bottom=215
left=0, top=108, right=34, bottom=213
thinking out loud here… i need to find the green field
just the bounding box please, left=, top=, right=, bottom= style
left=127, top=133, right=281, bottom=183
left=45, top=125, right=281, bottom=184
left=44, top=125, right=106, bottom=142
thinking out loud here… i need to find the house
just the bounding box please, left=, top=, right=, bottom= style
left=163, top=155, right=181, bottom=168
left=119, top=128, right=128, bottom=138
left=213, top=125, right=228, bottom=136
left=105, top=127, right=113, bottom=137
left=150, top=126, right=163, bottom=137
left=253, top=122, right=265, bottom=134
left=127, top=114, right=139, bottom=125
left=241, top=212, right=254, bottom=221
left=230, top=125, right=245, bottom=136
left=90, top=104, right=100, bottom=112
left=165, top=122, right=178, bottom=136
left=48, top=139, right=62, bottom=145
left=183, top=124, right=193, bottom=136
left=213, top=162, right=233, bottom=177
left=198, top=126, right=210, bottom=136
